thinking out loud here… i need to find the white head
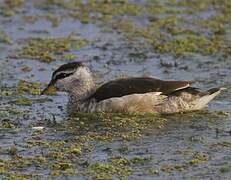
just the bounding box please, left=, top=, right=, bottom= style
left=41, top=62, right=94, bottom=95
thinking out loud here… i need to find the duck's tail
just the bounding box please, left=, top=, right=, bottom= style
left=193, top=87, right=226, bottom=110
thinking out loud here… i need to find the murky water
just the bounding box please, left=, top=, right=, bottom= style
left=0, top=0, right=230, bottom=179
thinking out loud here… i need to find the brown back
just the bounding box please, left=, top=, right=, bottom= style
left=90, top=77, right=194, bottom=102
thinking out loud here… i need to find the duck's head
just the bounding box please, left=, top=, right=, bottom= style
left=41, top=62, right=92, bottom=95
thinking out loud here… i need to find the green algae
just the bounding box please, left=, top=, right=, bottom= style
left=0, top=88, right=14, bottom=96
left=173, top=0, right=212, bottom=12
left=16, top=36, right=88, bottom=63
left=68, top=113, right=167, bottom=141
left=8, top=146, right=18, bottom=156
left=31, top=155, right=47, bottom=165
left=0, top=110, right=227, bottom=179
left=4, top=0, right=25, bottom=9
left=20, top=65, right=32, bottom=72
left=112, top=17, right=229, bottom=57
left=154, top=34, right=220, bottom=56
left=216, top=110, right=229, bottom=117
left=62, top=53, right=77, bottom=60
left=23, top=13, right=61, bottom=27
left=51, top=162, right=72, bottom=170
left=220, top=165, right=231, bottom=173
left=159, top=151, right=210, bottom=174
left=148, top=168, right=159, bottom=175
left=0, top=30, right=12, bottom=44
left=14, top=97, right=33, bottom=106
left=1, top=120, right=15, bottom=129
left=46, top=151, right=66, bottom=160
left=0, top=155, right=47, bottom=179
left=161, top=164, right=187, bottom=173
left=16, top=80, right=41, bottom=95
left=87, top=159, right=132, bottom=179
left=6, top=0, right=231, bottom=59
left=1, top=0, right=231, bottom=179
left=213, top=141, right=231, bottom=148
left=101, top=0, right=231, bottom=57
left=118, top=145, right=129, bottom=154
left=38, top=0, right=142, bottom=24
left=69, top=145, right=82, bottom=155
left=0, top=0, right=25, bottom=17
left=44, top=13, right=61, bottom=27
left=147, top=3, right=168, bottom=14
left=188, top=152, right=209, bottom=165
left=5, top=156, right=32, bottom=169
left=130, top=156, right=152, bottom=165
left=26, top=0, right=231, bottom=58
left=22, top=15, right=39, bottom=24
left=2, top=172, right=33, bottom=180
left=2, top=113, right=165, bottom=178
left=13, top=96, right=50, bottom=106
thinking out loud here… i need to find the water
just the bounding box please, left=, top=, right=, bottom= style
left=0, top=0, right=230, bottom=179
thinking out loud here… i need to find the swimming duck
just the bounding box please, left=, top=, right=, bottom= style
left=41, top=62, right=225, bottom=114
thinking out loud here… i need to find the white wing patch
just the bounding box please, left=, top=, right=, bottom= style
left=174, top=83, right=191, bottom=91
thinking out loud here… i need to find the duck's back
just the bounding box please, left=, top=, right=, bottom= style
left=90, top=77, right=193, bottom=102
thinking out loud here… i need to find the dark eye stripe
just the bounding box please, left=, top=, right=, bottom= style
left=54, top=72, right=73, bottom=81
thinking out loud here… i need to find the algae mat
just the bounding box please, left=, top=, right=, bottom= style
left=0, top=0, right=231, bottom=179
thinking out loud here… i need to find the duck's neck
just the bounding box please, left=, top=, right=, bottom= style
left=69, top=77, right=95, bottom=101
left=67, top=72, right=96, bottom=112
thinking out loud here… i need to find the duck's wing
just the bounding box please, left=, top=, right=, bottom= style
left=90, top=77, right=194, bottom=102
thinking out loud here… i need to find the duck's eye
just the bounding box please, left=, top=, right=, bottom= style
left=61, top=73, right=73, bottom=79
left=63, top=73, right=69, bottom=77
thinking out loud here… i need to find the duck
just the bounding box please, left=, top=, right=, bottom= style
left=41, top=62, right=225, bottom=114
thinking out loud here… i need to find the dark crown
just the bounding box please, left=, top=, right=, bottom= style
left=51, top=62, right=84, bottom=82
left=53, top=62, right=84, bottom=75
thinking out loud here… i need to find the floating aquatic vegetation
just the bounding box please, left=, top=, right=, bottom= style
left=22, top=15, right=39, bottom=24
left=4, top=0, right=25, bottom=8
left=0, top=120, right=15, bottom=128
left=220, top=165, right=231, bottom=173
left=61, top=53, right=77, bottom=60
left=14, top=96, right=33, bottom=106
left=14, top=96, right=50, bottom=106
left=0, top=0, right=25, bottom=17
left=1, top=0, right=231, bottom=179
left=44, top=13, right=61, bottom=27
left=159, top=151, right=210, bottom=174
left=161, top=164, right=187, bottom=173
left=23, top=13, right=61, bottom=27
left=51, top=162, right=72, bottom=171
left=87, top=159, right=132, bottom=179
left=16, top=36, right=88, bottom=63
left=20, top=65, right=32, bottom=72
left=211, top=141, right=231, bottom=148
left=16, top=80, right=42, bottom=95
left=35, top=0, right=142, bottom=24
left=68, top=144, right=82, bottom=155
left=67, top=113, right=167, bottom=141
left=188, top=152, right=209, bottom=165
left=0, top=88, right=14, bottom=96
left=0, top=30, right=12, bottom=44
left=7, top=146, right=18, bottom=156
left=14, top=0, right=231, bottom=58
